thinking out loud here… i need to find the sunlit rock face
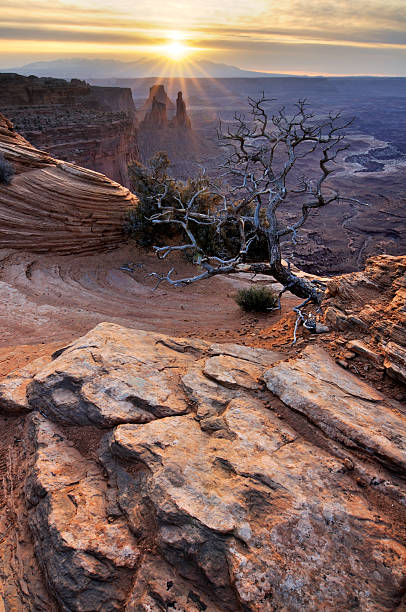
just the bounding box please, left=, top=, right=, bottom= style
left=1, top=321, right=406, bottom=610
left=0, top=73, right=139, bottom=186
left=0, top=112, right=138, bottom=253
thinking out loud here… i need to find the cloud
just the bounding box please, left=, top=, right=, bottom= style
left=0, top=0, right=405, bottom=74
left=0, top=25, right=166, bottom=45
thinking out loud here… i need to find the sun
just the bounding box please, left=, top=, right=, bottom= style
left=162, top=35, right=189, bottom=61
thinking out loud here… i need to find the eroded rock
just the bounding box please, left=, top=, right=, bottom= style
left=264, top=344, right=406, bottom=473
left=203, top=354, right=264, bottom=390
left=1, top=323, right=405, bottom=610
left=385, top=341, right=406, bottom=385
left=26, top=413, right=139, bottom=611
left=27, top=323, right=202, bottom=426
left=110, top=397, right=406, bottom=611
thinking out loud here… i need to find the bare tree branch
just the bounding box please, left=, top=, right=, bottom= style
left=133, top=98, right=360, bottom=312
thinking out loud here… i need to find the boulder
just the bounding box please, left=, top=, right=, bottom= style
left=27, top=323, right=202, bottom=426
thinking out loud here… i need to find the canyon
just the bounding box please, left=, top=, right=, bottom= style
left=2, top=73, right=405, bottom=275
left=0, top=74, right=139, bottom=187
left=121, top=76, right=406, bottom=275
left=0, top=110, right=405, bottom=610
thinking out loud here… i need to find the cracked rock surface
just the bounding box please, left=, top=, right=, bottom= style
left=1, top=322, right=406, bottom=610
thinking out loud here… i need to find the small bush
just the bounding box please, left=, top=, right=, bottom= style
left=235, top=286, right=279, bottom=312
left=0, top=154, right=14, bottom=185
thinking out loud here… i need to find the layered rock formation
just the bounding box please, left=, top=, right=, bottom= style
left=322, top=254, right=406, bottom=386
left=0, top=73, right=139, bottom=186
left=0, top=112, right=138, bottom=253
left=1, top=322, right=406, bottom=610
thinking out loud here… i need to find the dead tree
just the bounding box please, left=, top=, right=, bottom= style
left=145, top=96, right=354, bottom=306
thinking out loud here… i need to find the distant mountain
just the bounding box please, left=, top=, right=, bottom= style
left=3, top=57, right=295, bottom=79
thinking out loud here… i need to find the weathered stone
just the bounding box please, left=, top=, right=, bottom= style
left=181, top=361, right=241, bottom=419
left=208, top=342, right=282, bottom=366
left=324, top=306, right=350, bottom=330
left=315, top=322, right=330, bottom=334
left=2, top=323, right=406, bottom=610
left=264, top=345, right=406, bottom=473
left=27, top=323, right=198, bottom=426
left=26, top=413, right=139, bottom=611
left=384, top=341, right=406, bottom=385
left=111, top=397, right=406, bottom=611
left=0, top=355, right=50, bottom=414
left=323, top=256, right=406, bottom=383
left=125, top=555, right=222, bottom=611
left=347, top=339, right=383, bottom=364
left=203, top=354, right=264, bottom=390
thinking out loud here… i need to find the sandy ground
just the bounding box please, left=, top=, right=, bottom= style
left=0, top=243, right=300, bottom=376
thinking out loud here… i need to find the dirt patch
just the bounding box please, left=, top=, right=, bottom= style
left=0, top=343, right=63, bottom=377
left=62, top=425, right=106, bottom=462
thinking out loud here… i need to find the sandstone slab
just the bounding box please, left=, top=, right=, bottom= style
left=203, top=354, right=264, bottom=390
left=208, top=342, right=282, bottom=366
left=264, top=344, right=406, bottom=473
left=111, top=399, right=406, bottom=611
left=27, top=323, right=202, bottom=427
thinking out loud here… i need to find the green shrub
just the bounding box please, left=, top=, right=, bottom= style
left=235, top=286, right=279, bottom=312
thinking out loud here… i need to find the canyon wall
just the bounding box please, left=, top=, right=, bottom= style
left=0, top=73, right=139, bottom=187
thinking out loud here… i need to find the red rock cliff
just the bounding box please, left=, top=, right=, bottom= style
left=0, top=73, right=139, bottom=187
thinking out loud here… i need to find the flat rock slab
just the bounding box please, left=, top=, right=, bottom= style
left=111, top=400, right=406, bottom=611
left=203, top=355, right=264, bottom=390
left=264, top=344, right=406, bottom=474
left=208, top=342, right=282, bottom=366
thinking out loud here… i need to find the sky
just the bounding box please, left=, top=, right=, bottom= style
left=1, top=0, right=406, bottom=75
